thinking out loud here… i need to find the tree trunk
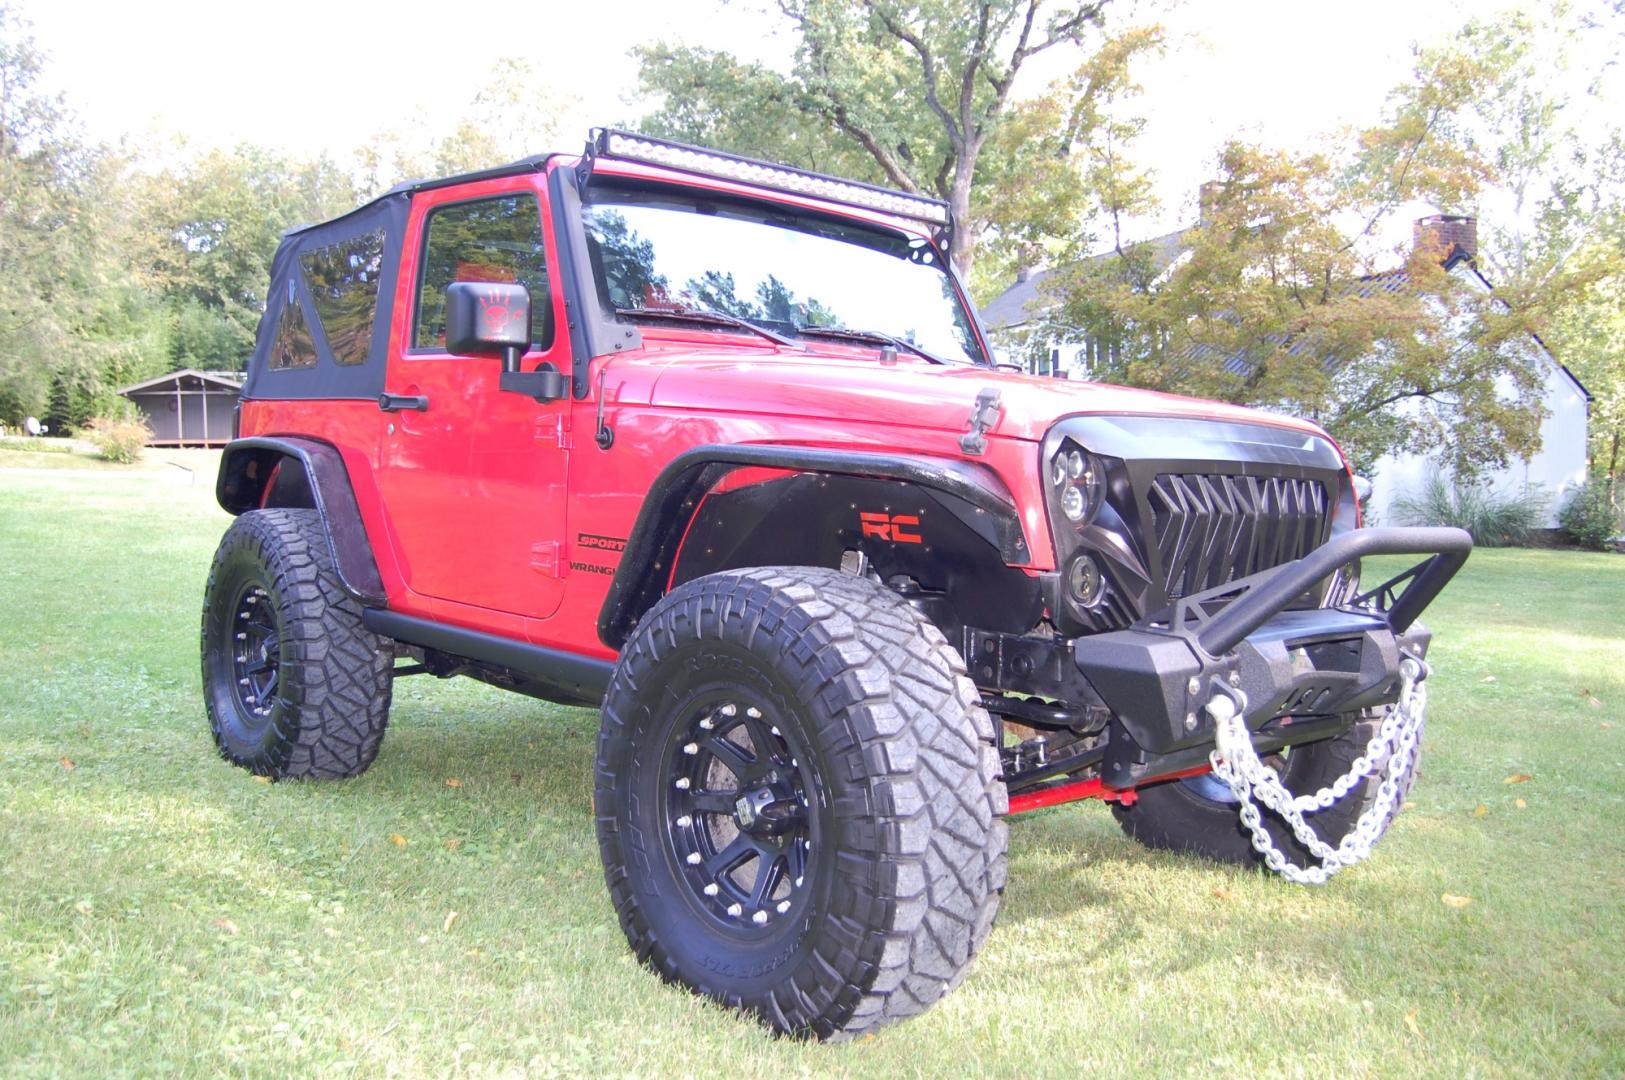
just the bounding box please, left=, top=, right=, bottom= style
left=948, top=155, right=978, bottom=279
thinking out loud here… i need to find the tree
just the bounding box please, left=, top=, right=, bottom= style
left=135, top=147, right=360, bottom=371
left=1035, top=13, right=1617, bottom=476
left=635, top=1, right=1159, bottom=285
left=0, top=5, right=169, bottom=425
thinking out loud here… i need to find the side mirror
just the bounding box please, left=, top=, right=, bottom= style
left=445, top=282, right=531, bottom=369
left=444, top=282, right=567, bottom=402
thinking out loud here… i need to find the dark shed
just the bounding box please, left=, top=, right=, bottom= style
left=117, top=368, right=245, bottom=447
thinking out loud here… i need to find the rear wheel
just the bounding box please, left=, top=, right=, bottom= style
left=201, top=508, right=392, bottom=779
left=1112, top=711, right=1422, bottom=870
left=595, top=566, right=1006, bottom=1039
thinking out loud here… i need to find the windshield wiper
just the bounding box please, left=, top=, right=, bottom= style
left=796, top=325, right=964, bottom=366
left=614, top=306, right=800, bottom=348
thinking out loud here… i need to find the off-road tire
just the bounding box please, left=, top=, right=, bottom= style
left=595, top=566, right=1007, bottom=1040
left=1111, top=710, right=1422, bottom=870
left=201, top=508, right=392, bottom=779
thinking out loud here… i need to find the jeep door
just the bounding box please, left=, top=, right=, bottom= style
left=373, top=178, right=571, bottom=620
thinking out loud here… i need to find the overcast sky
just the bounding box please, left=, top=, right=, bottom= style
left=21, top=0, right=1587, bottom=253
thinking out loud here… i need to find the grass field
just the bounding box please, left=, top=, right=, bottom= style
left=1, top=452, right=1621, bottom=1077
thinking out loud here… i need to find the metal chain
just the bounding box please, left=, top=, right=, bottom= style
left=1207, top=656, right=1429, bottom=885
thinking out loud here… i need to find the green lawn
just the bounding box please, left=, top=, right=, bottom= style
left=1, top=457, right=1621, bottom=1078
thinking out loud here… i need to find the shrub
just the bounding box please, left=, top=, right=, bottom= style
left=82, top=415, right=151, bottom=464
left=1558, top=481, right=1621, bottom=550
left=1392, top=472, right=1547, bottom=547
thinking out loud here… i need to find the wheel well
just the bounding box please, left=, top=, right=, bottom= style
left=597, top=446, right=1035, bottom=649
left=668, top=471, right=1042, bottom=644
left=215, top=436, right=386, bottom=605
left=218, top=445, right=314, bottom=513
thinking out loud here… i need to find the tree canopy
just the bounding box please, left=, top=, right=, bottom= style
left=1021, top=11, right=1623, bottom=479
left=635, top=1, right=1161, bottom=284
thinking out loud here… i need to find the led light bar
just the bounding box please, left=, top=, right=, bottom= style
left=589, top=129, right=951, bottom=229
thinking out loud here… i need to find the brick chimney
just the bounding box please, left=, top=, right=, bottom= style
left=1413, top=214, right=1477, bottom=263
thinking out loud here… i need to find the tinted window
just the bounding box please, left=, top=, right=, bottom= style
left=269, top=282, right=317, bottom=370
left=299, top=230, right=385, bottom=366
left=415, top=195, right=552, bottom=350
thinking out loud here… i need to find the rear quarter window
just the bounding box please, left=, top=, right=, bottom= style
left=299, top=230, right=386, bottom=366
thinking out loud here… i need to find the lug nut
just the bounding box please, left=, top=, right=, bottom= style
left=683, top=742, right=698, bottom=756
left=703, top=883, right=719, bottom=896
left=726, top=903, right=742, bottom=917
left=674, top=778, right=690, bottom=790
left=699, top=718, right=713, bottom=730
left=776, top=900, right=791, bottom=914
left=676, top=815, right=692, bottom=827
left=751, top=910, right=768, bottom=925
left=747, top=707, right=761, bottom=719
left=1187, top=676, right=1202, bottom=696
left=721, top=704, right=737, bottom=717
left=686, top=852, right=701, bottom=865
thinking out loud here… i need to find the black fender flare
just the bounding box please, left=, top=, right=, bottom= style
left=216, top=436, right=386, bottom=606
left=597, top=444, right=1032, bottom=649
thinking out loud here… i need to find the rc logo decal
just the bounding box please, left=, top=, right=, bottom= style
left=859, top=512, right=922, bottom=544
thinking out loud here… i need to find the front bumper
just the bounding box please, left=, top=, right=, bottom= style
left=1074, top=526, right=1472, bottom=788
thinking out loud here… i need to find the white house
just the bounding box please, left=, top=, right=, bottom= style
left=981, top=214, right=1591, bottom=528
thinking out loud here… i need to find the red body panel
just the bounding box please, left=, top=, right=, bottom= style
left=237, top=156, right=1355, bottom=801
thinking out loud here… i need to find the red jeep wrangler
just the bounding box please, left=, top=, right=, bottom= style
left=202, top=130, right=1470, bottom=1039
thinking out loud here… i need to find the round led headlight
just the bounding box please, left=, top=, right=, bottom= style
left=1049, top=443, right=1102, bottom=526
left=1060, top=484, right=1086, bottom=520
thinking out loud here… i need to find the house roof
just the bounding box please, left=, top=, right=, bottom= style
left=117, top=368, right=246, bottom=396
left=981, top=229, right=1188, bottom=331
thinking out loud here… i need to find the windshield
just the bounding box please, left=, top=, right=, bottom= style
left=581, top=186, right=987, bottom=365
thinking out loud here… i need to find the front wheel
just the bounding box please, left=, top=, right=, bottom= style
left=594, top=566, right=1007, bottom=1039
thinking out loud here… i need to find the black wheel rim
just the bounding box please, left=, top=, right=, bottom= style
left=228, top=583, right=282, bottom=724
left=664, top=696, right=816, bottom=932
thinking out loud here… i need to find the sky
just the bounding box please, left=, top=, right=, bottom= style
left=17, top=0, right=1593, bottom=254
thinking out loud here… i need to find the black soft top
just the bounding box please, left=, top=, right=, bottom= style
left=244, top=155, right=557, bottom=400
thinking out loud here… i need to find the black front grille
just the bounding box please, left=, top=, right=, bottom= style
left=1149, top=473, right=1329, bottom=600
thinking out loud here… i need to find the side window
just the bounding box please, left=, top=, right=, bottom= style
left=414, top=194, right=553, bottom=351
left=269, top=280, right=317, bottom=370
left=299, top=230, right=386, bottom=366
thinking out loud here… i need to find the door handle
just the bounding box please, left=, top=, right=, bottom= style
left=378, top=393, right=429, bottom=412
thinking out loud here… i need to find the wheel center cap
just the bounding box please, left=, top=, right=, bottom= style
left=735, top=794, right=757, bottom=828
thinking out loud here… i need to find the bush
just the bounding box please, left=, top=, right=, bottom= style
left=1558, top=481, right=1621, bottom=550
left=1392, top=472, right=1547, bottom=547
left=82, top=415, right=151, bottom=464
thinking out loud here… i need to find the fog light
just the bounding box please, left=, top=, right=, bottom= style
left=1067, top=553, right=1104, bottom=606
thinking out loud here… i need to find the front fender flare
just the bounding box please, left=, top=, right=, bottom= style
left=216, top=436, right=386, bottom=606
left=597, top=444, right=1031, bottom=649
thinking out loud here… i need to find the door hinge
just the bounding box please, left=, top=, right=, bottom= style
left=533, top=413, right=573, bottom=449
left=529, top=541, right=562, bottom=577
